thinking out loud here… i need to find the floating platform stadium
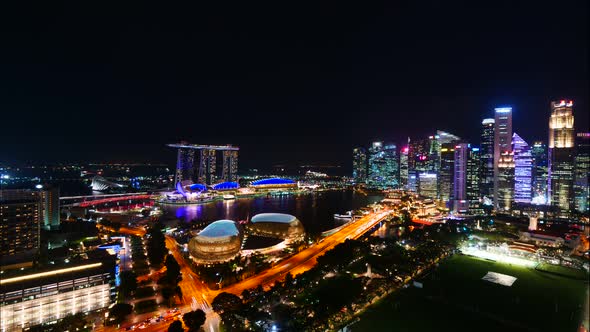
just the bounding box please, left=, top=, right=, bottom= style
left=247, top=213, right=305, bottom=242
left=188, top=220, right=243, bottom=263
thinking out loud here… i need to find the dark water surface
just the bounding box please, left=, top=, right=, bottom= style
left=160, top=190, right=383, bottom=235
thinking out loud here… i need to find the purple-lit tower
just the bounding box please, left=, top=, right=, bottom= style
left=513, top=133, right=533, bottom=203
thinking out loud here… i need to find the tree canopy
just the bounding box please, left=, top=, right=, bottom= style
left=167, top=320, right=184, bottom=332
left=182, top=310, right=206, bottom=332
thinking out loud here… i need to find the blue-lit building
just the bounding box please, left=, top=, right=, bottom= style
left=368, top=142, right=399, bottom=189
left=211, top=181, right=239, bottom=191
left=531, top=141, right=548, bottom=204
left=513, top=133, right=533, bottom=204
left=574, top=133, right=589, bottom=213
left=250, top=178, right=297, bottom=189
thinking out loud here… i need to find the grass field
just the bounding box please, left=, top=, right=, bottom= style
left=352, top=255, right=588, bottom=332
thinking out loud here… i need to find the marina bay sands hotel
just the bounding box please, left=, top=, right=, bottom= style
left=168, top=142, right=239, bottom=186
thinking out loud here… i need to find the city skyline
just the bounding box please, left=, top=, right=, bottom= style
left=0, top=1, right=587, bottom=168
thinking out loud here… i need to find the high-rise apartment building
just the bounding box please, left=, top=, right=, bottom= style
left=39, top=185, right=60, bottom=230
left=574, top=132, right=589, bottom=213
left=531, top=141, right=548, bottom=204
left=548, top=100, right=575, bottom=213
left=0, top=190, right=41, bottom=268
left=480, top=118, right=495, bottom=201
left=513, top=133, right=533, bottom=204
left=493, top=107, right=513, bottom=209
left=352, top=147, right=367, bottom=183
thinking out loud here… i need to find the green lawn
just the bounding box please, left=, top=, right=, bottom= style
left=536, top=263, right=589, bottom=280
left=352, top=255, right=588, bottom=332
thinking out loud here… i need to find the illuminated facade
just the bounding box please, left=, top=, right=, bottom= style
left=250, top=178, right=297, bottom=189
left=438, top=143, right=455, bottom=205
left=513, top=133, right=532, bottom=204
left=352, top=147, right=367, bottom=183
left=548, top=101, right=575, bottom=212
left=531, top=141, right=548, bottom=204
left=497, top=151, right=515, bottom=211
left=247, top=213, right=304, bottom=243
left=188, top=220, right=243, bottom=263
left=0, top=190, right=41, bottom=268
left=493, top=107, right=513, bottom=209
left=222, top=150, right=239, bottom=182
left=0, top=262, right=114, bottom=331
left=40, top=185, right=60, bottom=230
left=418, top=173, right=438, bottom=199
left=480, top=118, right=495, bottom=201
left=368, top=142, right=399, bottom=189
left=169, top=143, right=239, bottom=186
left=175, top=147, right=196, bottom=186
left=466, top=147, right=482, bottom=214
left=574, top=133, right=589, bottom=213
left=400, top=145, right=409, bottom=189
left=409, top=138, right=431, bottom=172
left=453, top=143, right=469, bottom=213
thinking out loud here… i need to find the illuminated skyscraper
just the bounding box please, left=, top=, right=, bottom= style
left=531, top=141, right=548, bottom=204
left=410, top=138, right=431, bottom=172
left=574, top=133, right=589, bottom=213
left=467, top=147, right=482, bottom=214
left=352, top=147, right=368, bottom=183
left=175, top=147, right=196, bottom=186
left=368, top=142, right=399, bottom=189
left=453, top=143, right=469, bottom=213
left=169, top=143, right=239, bottom=186
left=221, top=150, right=239, bottom=182
left=548, top=100, right=575, bottom=212
left=497, top=150, right=515, bottom=211
left=513, top=133, right=532, bottom=204
left=493, top=107, right=513, bottom=209
left=480, top=118, right=495, bottom=201
left=438, top=143, right=455, bottom=206
left=400, top=145, right=409, bottom=189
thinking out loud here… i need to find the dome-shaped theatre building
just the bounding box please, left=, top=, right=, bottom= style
left=188, top=220, right=243, bottom=263
left=247, top=213, right=305, bottom=242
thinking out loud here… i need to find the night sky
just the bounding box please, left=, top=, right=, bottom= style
left=1, top=1, right=588, bottom=171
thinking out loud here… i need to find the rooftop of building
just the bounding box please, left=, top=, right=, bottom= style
left=250, top=177, right=295, bottom=186
left=251, top=213, right=298, bottom=224
left=198, top=220, right=240, bottom=238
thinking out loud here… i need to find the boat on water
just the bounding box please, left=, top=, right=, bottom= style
left=334, top=211, right=354, bottom=220
left=223, top=194, right=236, bottom=200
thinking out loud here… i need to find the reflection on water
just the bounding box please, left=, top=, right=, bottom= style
left=160, top=190, right=383, bottom=235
